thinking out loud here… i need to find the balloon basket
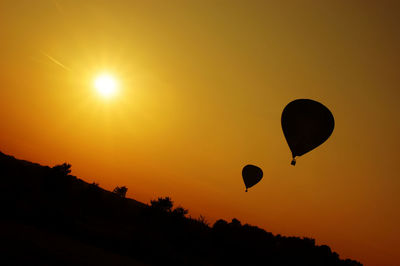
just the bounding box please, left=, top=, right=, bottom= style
left=291, top=159, right=296, bottom=166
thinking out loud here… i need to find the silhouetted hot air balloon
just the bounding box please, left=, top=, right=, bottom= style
left=281, top=99, right=335, bottom=166
left=242, top=164, right=263, bottom=192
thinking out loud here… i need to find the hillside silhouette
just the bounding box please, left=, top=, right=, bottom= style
left=0, top=151, right=362, bottom=266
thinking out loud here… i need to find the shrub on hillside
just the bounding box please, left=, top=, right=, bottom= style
left=52, top=163, right=71, bottom=176
left=150, top=197, right=173, bottom=212
left=113, top=186, right=128, bottom=198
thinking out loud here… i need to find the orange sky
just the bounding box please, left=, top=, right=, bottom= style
left=1, top=1, right=399, bottom=265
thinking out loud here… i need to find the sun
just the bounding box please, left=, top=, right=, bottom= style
left=94, top=74, right=118, bottom=98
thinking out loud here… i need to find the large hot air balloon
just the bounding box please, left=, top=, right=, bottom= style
left=281, top=99, right=335, bottom=165
left=242, top=164, right=263, bottom=192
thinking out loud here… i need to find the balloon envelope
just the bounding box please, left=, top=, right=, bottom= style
left=281, top=99, right=334, bottom=165
left=242, top=164, right=263, bottom=191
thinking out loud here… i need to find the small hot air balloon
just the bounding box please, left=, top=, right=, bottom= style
left=281, top=99, right=334, bottom=165
left=242, top=164, right=263, bottom=192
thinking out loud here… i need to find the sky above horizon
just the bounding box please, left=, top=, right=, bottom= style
left=1, top=1, right=399, bottom=265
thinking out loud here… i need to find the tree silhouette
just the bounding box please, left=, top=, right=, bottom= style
left=113, top=186, right=127, bottom=198
left=172, top=206, right=188, bottom=217
left=231, top=218, right=241, bottom=227
left=150, top=197, right=173, bottom=212
left=197, top=215, right=209, bottom=226
left=213, top=219, right=229, bottom=229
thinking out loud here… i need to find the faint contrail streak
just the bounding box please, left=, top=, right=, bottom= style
left=41, top=51, right=71, bottom=72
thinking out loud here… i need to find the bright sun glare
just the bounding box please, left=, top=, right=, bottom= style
left=94, top=74, right=118, bottom=98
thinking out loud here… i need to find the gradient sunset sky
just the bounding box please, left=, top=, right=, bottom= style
left=1, top=1, right=399, bottom=265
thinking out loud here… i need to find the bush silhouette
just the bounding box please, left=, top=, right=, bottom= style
left=150, top=197, right=173, bottom=212
left=172, top=206, right=188, bottom=217
left=113, top=186, right=128, bottom=198
left=196, top=215, right=209, bottom=226
left=230, top=218, right=241, bottom=227
left=213, top=219, right=229, bottom=229
left=52, top=163, right=71, bottom=176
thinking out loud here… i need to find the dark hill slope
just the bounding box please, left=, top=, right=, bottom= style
left=0, top=151, right=362, bottom=266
